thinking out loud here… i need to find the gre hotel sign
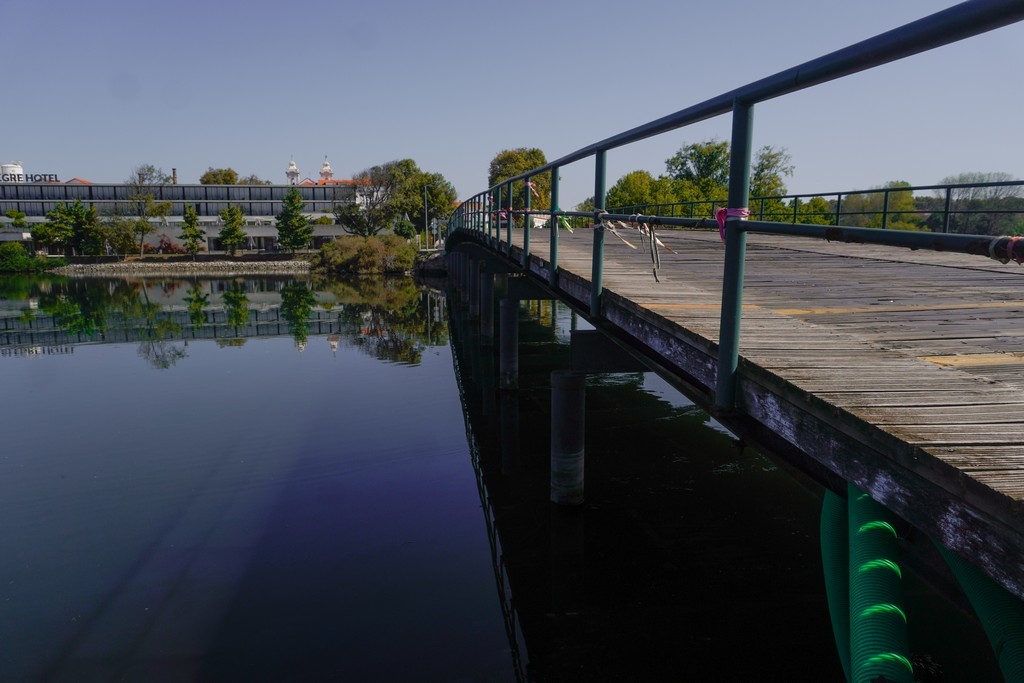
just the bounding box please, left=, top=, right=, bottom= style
left=1, top=173, right=60, bottom=183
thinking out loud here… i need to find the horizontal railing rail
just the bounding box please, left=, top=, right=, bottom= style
left=608, top=180, right=1024, bottom=234
left=448, top=0, right=1024, bottom=411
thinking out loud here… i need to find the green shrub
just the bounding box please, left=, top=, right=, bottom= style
left=312, top=235, right=415, bottom=274
left=0, top=242, right=64, bottom=272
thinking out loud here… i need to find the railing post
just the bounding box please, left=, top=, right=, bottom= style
left=835, top=193, right=843, bottom=226
left=591, top=149, right=607, bottom=317
left=715, top=100, right=754, bottom=411
left=522, top=175, right=531, bottom=269
left=495, top=186, right=503, bottom=246
left=943, top=187, right=953, bottom=233
left=505, top=181, right=513, bottom=256
left=882, top=189, right=890, bottom=229
left=550, top=166, right=560, bottom=288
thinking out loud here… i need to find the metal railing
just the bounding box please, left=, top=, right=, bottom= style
left=609, top=180, right=1024, bottom=234
left=449, top=0, right=1024, bottom=410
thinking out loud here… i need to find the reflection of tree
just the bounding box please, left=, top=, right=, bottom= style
left=1, top=274, right=449, bottom=366
left=183, top=283, right=210, bottom=328
left=36, top=277, right=128, bottom=337
left=215, top=338, right=247, bottom=348
left=222, top=286, right=250, bottom=331
left=280, top=281, right=316, bottom=347
left=135, top=290, right=186, bottom=369
left=319, top=276, right=447, bottom=364
left=137, top=337, right=187, bottom=369
left=40, top=296, right=103, bottom=336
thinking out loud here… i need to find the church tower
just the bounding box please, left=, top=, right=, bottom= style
left=319, top=156, right=334, bottom=182
left=285, top=159, right=300, bottom=186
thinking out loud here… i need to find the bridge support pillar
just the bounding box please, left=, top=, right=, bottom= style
left=500, top=389, right=520, bottom=476
left=480, top=269, right=494, bottom=345
left=550, top=370, right=586, bottom=505
left=451, top=251, right=464, bottom=296
left=467, top=258, right=480, bottom=320
left=499, top=299, right=519, bottom=389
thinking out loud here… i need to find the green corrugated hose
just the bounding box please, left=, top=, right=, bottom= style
left=936, top=542, right=1024, bottom=681
left=847, top=483, right=913, bottom=682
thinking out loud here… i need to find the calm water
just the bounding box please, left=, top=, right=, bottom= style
left=0, top=274, right=1005, bottom=681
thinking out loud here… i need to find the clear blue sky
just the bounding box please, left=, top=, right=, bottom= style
left=3, top=0, right=1022, bottom=206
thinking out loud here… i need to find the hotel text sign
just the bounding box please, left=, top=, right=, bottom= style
left=0, top=173, right=60, bottom=183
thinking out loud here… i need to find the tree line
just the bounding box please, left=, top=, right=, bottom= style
left=482, top=144, right=1023, bottom=236
left=29, top=164, right=314, bottom=258
left=22, top=158, right=459, bottom=258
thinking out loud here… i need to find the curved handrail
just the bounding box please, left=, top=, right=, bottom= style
left=449, top=0, right=1024, bottom=411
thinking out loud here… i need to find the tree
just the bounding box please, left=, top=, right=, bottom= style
left=606, top=171, right=680, bottom=211
left=934, top=172, right=1023, bottom=234
left=35, top=200, right=101, bottom=255
left=841, top=181, right=922, bottom=230
left=488, top=148, right=550, bottom=210
left=124, top=164, right=172, bottom=255
left=218, top=205, right=247, bottom=255
left=794, top=196, right=835, bottom=225
left=126, top=164, right=171, bottom=186
left=100, top=205, right=139, bottom=257
left=238, top=174, right=271, bottom=185
left=665, top=140, right=730, bottom=200
left=333, top=203, right=374, bottom=238
left=200, top=167, right=239, bottom=185
left=130, top=195, right=172, bottom=255
left=5, top=209, right=28, bottom=228
left=399, top=171, right=457, bottom=232
left=334, top=160, right=415, bottom=237
left=750, top=146, right=794, bottom=198
left=180, top=204, right=206, bottom=259
left=664, top=140, right=794, bottom=210
left=276, top=188, right=312, bottom=251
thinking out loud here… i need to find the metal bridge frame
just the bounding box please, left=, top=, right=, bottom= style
left=450, top=0, right=1024, bottom=412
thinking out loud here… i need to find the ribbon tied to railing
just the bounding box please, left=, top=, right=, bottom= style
left=595, top=212, right=675, bottom=282
left=715, top=207, right=750, bottom=243
left=525, top=181, right=540, bottom=198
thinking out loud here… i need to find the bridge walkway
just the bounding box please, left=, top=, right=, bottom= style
left=461, top=225, right=1024, bottom=595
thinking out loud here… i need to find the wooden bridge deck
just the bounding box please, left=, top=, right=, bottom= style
left=455, top=225, right=1024, bottom=596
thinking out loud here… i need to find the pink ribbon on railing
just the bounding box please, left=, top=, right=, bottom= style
left=498, top=209, right=508, bottom=220
left=525, top=181, right=539, bottom=198
left=1010, top=236, right=1024, bottom=265
left=715, top=207, right=750, bottom=243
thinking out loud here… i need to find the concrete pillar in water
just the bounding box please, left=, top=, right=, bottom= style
left=450, top=252, right=462, bottom=295
left=550, top=370, right=585, bottom=505
left=467, top=259, right=480, bottom=319
left=499, top=299, right=519, bottom=389
left=499, top=389, right=520, bottom=476
left=480, top=269, right=494, bottom=345
left=460, top=254, right=472, bottom=301
left=494, top=272, right=509, bottom=300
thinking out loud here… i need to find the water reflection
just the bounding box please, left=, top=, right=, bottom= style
left=448, top=294, right=1005, bottom=682
left=0, top=275, right=446, bottom=366
left=0, top=274, right=516, bottom=682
